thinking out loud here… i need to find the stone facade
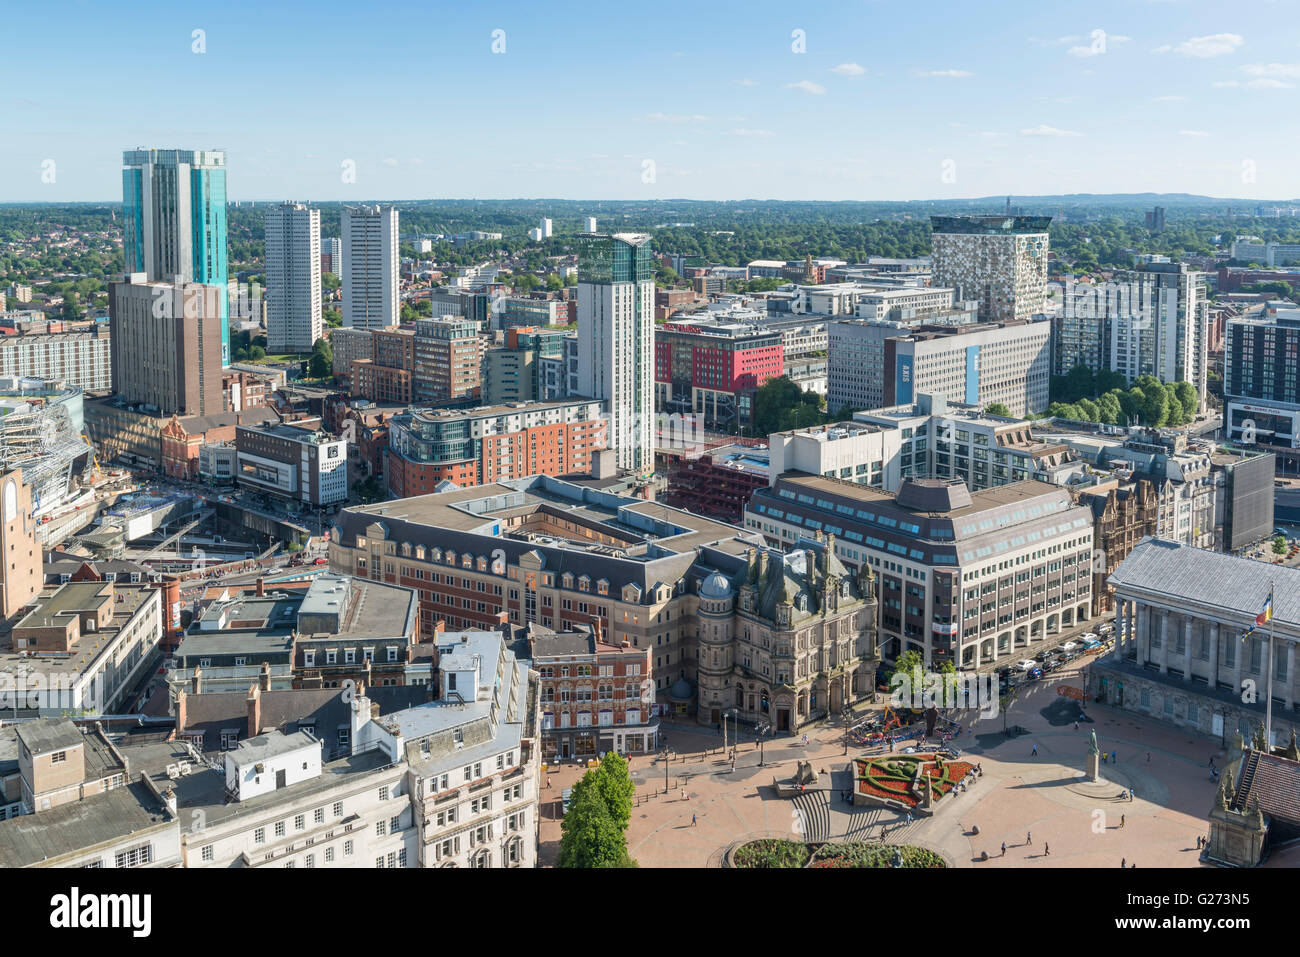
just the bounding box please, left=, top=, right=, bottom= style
left=692, top=538, right=879, bottom=734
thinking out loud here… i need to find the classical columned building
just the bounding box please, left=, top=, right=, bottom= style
left=1093, top=537, right=1300, bottom=747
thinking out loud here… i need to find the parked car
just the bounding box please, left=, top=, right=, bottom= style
left=1016, top=659, right=1036, bottom=671
left=1061, top=640, right=1078, bottom=652
left=561, top=788, right=573, bottom=815
left=1026, top=666, right=1044, bottom=680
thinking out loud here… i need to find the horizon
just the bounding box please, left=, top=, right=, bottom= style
left=6, top=0, right=1300, bottom=202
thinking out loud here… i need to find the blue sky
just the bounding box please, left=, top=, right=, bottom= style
left=4, top=0, right=1299, bottom=202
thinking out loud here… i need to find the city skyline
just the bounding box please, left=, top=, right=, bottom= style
left=5, top=0, right=1300, bottom=203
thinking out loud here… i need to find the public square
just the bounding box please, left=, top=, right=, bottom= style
left=537, top=656, right=1266, bottom=868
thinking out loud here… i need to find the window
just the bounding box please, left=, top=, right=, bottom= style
left=325, top=847, right=335, bottom=863
left=114, top=844, right=153, bottom=868
left=254, top=827, right=265, bottom=845
left=376, top=820, right=388, bottom=837
left=51, top=751, right=67, bottom=764
left=332, top=802, right=343, bottom=817
left=275, top=822, right=286, bottom=838
left=201, top=844, right=214, bottom=862
left=379, top=786, right=389, bottom=801
left=314, top=808, right=324, bottom=825
left=344, top=840, right=353, bottom=856
left=294, top=814, right=305, bottom=831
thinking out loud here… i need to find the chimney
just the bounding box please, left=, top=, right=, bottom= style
left=757, top=550, right=769, bottom=584
left=246, top=684, right=262, bottom=737
left=175, top=688, right=188, bottom=731
left=255, top=577, right=265, bottom=597
left=259, top=661, right=271, bottom=692
left=191, top=665, right=202, bottom=695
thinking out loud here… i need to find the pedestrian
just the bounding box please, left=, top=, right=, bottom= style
left=1044, top=843, right=1049, bottom=856
left=1120, top=814, right=1126, bottom=829
left=1101, top=751, right=1108, bottom=764
left=1111, top=750, right=1117, bottom=763
left=1121, top=857, right=1126, bottom=868
left=1074, top=720, right=1079, bottom=731
left=692, top=813, right=697, bottom=827
left=1209, top=755, right=1216, bottom=769
left=1129, top=788, right=1134, bottom=802
left=1031, top=744, right=1038, bottom=756
left=1146, top=751, right=1151, bottom=764
left=802, top=734, right=808, bottom=746
left=546, top=775, right=551, bottom=789
left=1026, top=831, right=1031, bottom=845
left=681, top=789, right=686, bottom=801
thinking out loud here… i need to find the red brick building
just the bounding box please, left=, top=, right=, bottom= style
left=527, top=622, right=658, bottom=758
left=655, top=318, right=784, bottom=430
left=385, top=399, right=607, bottom=498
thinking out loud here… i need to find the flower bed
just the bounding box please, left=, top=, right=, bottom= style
left=853, top=754, right=975, bottom=808
left=810, top=843, right=947, bottom=869
left=732, top=839, right=813, bottom=869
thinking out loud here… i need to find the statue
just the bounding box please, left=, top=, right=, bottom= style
left=1089, top=730, right=1099, bottom=756
left=1086, top=729, right=1102, bottom=782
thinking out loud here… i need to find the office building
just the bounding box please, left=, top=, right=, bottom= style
left=122, top=148, right=230, bottom=365
left=527, top=622, right=658, bottom=758
left=828, top=318, right=1051, bottom=417
left=330, top=326, right=375, bottom=377
left=235, top=422, right=349, bottom=506
left=412, top=317, right=482, bottom=405
left=577, top=234, right=655, bottom=474
left=331, top=474, right=879, bottom=732
left=0, top=328, right=111, bottom=392
left=109, top=275, right=224, bottom=416
left=540, top=218, right=553, bottom=239
left=385, top=398, right=606, bottom=496
left=930, top=215, right=1050, bottom=324
left=1225, top=302, right=1300, bottom=448
left=1231, top=238, right=1300, bottom=267
left=342, top=205, right=399, bottom=330
left=584, top=217, right=598, bottom=234
left=1146, top=207, right=1166, bottom=232
left=350, top=327, right=415, bottom=405
left=1051, top=263, right=1208, bottom=408
left=3, top=579, right=163, bottom=712
left=321, top=235, right=343, bottom=276
left=745, top=474, right=1094, bottom=667
left=483, top=327, right=568, bottom=404
left=654, top=318, right=783, bottom=430
left=265, top=203, right=322, bottom=353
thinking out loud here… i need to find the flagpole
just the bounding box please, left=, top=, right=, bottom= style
left=1266, top=583, right=1275, bottom=752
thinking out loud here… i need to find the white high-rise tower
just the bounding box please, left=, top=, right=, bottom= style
left=342, top=205, right=399, bottom=330
left=265, top=203, right=322, bottom=353
left=577, top=233, right=655, bottom=475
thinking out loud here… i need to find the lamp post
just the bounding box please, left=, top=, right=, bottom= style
left=662, top=747, right=670, bottom=794
left=757, top=720, right=771, bottom=767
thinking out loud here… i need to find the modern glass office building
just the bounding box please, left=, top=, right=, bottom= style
left=122, top=148, right=230, bottom=365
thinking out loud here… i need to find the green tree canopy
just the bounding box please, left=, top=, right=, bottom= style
left=558, top=754, right=638, bottom=868
left=984, top=403, right=1011, bottom=417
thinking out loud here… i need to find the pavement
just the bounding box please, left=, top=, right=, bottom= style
left=537, top=655, right=1229, bottom=868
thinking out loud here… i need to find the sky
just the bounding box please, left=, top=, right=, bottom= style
left=3, top=0, right=1300, bottom=203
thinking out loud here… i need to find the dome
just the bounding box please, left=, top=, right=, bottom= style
left=699, top=571, right=733, bottom=600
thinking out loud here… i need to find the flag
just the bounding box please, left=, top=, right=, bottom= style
left=1256, top=586, right=1275, bottom=628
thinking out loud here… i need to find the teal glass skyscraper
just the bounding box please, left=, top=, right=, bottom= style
left=122, top=148, right=230, bottom=365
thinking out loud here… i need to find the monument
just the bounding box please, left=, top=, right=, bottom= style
left=1086, top=729, right=1101, bottom=782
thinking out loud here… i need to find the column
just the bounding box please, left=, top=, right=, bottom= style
left=1287, top=643, right=1296, bottom=711
left=1232, top=625, right=1243, bottom=697
left=1184, top=616, right=1194, bottom=683
left=1159, top=610, right=1170, bottom=675
left=1137, top=601, right=1150, bottom=665
left=1208, top=621, right=1220, bottom=690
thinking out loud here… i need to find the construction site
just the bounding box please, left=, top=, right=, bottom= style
left=0, top=380, right=95, bottom=517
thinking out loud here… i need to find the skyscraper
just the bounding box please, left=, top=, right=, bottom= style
left=121, top=148, right=230, bottom=365
left=930, top=215, right=1051, bottom=324
left=109, top=275, right=224, bottom=416
left=341, top=205, right=399, bottom=330
left=321, top=236, right=343, bottom=276
left=577, top=233, right=655, bottom=475
left=265, top=203, right=322, bottom=354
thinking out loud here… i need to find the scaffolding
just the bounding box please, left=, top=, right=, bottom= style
left=0, top=391, right=93, bottom=514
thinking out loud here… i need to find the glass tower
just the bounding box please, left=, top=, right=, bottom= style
left=122, top=148, right=230, bottom=365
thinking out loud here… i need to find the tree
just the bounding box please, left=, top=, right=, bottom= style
left=248, top=345, right=266, bottom=361
left=1096, top=392, right=1123, bottom=426
left=752, top=375, right=825, bottom=436
left=1274, top=535, right=1288, bottom=556
left=1173, top=381, right=1198, bottom=421
left=322, top=273, right=341, bottom=292
left=590, top=752, right=635, bottom=832
left=984, top=403, right=1012, bottom=417
left=545, top=273, right=564, bottom=292
left=308, top=338, right=333, bottom=379
left=558, top=754, right=637, bottom=869
left=62, top=290, right=83, bottom=321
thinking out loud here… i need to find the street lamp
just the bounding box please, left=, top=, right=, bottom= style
left=756, top=720, right=771, bottom=767
left=662, top=747, right=670, bottom=794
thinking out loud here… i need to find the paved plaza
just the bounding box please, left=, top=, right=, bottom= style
left=537, top=656, right=1255, bottom=868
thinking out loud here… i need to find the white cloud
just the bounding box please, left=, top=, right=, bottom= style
left=786, top=80, right=826, bottom=94
left=1161, top=33, right=1244, bottom=57
left=1020, top=124, right=1083, bottom=137
left=1178, top=129, right=1210, bottom=136
left=829, top=62, right=865, bottom=76
left=1242, top=63, right=1300, bottom=78
left=645, top=112, right=711, bottom=123
left=1214, top=78, right=1294, bottom=88
left=729, top=128, right=775, bottom=137
left=913, top=68, right=974, bottom=78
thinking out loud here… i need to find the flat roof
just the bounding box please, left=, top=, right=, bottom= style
left=0, top=782, right=171, bottom=868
